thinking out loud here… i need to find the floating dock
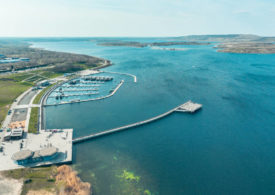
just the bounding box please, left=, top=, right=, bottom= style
left=49, top=92, right=99, bottom=98
left=54, top=89, right=99, bottom=92
left=73, top=101, right=202, bottom=144
left=65, top=84, right=100, bottom=87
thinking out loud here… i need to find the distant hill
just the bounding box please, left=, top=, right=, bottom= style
left=174, top=34, right=275, bottom=43
left=172, top=34, right=275, bottom=54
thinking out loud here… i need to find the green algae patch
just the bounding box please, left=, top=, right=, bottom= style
left=144, top=189, right=152, bottom=195
left=114, top=169, right=156, bottom=195
left=119, top=170, right=140, bottom=183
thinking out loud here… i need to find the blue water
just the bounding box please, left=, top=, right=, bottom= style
left=32, top=39, right=275, bottom=195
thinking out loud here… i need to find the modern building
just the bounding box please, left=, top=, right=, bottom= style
left=11, top=146, right=59, bottom=165
left=3, top=128, right=24, bottom=141
left=12, top=149, right=33, bottom=165
left=38, top=147, right=59, bottom=161
left=11, top=128, right=24, bottom=139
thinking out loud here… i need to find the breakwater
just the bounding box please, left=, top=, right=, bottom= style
left=101, top=70, right=137, bottom=82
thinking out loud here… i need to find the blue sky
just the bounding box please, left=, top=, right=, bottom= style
left=0, top=0, right=274, bottom=37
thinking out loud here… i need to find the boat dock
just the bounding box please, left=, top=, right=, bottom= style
left=64, top=84, right=100, bottom=87
left=72, top=101, right=202, bottom=144
left=49, top=92, right=99, bottom=98
left=54, top=88, right=99, bottom=92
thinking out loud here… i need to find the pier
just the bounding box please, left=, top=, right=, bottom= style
left=65, top=84, right=100, bottom=87
left=48, top=92, right=99, bottom=98
left=72, top=101, right=202, bottom=144
left=101, top=70, right=137, bottom=83
left=54, top=88, right=99, bottom=92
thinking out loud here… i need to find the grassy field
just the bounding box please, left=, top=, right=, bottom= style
left=28, top=107, right=39, bottom=133
left=0, top=69, right=63, bottom=125
left=0, top=79, right=32, bottom=125
left=3, top=166, right=58, bottom=195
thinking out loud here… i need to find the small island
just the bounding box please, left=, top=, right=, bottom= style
left=97, top=41, right=210, bottom=48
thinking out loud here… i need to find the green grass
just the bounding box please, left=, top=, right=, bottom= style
left=5, top=73, right=33, bottom=82
left=39, top=70, right=63, bottom=79
left=0, top=80, right=32, bottom=125
left=3, top=166, right=58, bottom=195
left=28, top=107, right=39, bottom=133
left=25, top=75, right=44, bottom=82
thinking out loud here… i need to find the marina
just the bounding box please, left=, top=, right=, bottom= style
left=44, top=72, right=128, bottom=106
left=44, top=80, right=125, bottom=106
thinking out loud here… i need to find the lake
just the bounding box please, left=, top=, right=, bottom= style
left=32, top=38, right=275, bottom=195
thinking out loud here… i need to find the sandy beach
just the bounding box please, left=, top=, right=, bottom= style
left=0, top=173, right=23, bottom=195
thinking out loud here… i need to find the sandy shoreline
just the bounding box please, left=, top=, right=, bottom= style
left=0, top=173, right=23, bottom=195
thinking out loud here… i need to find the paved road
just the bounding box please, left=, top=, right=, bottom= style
left=0, top=88, right=42, bottom=143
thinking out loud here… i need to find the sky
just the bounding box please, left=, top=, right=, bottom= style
left=0, top=0, right=274, bottom=37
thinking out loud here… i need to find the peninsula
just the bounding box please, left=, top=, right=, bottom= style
left=214, top=42, right=275, bottom=54
left=96, top=35, right=275, bottom=54
left=0, top=41, right=110, bottom=74
left=97, top=41, right=210, bottom=48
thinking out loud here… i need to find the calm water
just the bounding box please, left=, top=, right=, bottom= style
left=32, top=39, right=275, bottom=195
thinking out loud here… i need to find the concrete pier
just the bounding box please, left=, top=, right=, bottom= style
left=73, top=101, right=202, bottom=144
left=175, top=101, right=202, bottom=113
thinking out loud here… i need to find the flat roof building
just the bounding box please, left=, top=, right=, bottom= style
left=12, top=149, right=33, bottom=165
left=11, top=146, right=59, bottom=165
left=3, top=128, right=24, bottom=141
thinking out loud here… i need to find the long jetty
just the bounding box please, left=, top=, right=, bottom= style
left=72, top=101, right=202, bottom=144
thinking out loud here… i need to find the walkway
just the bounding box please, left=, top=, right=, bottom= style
left=72, top=101, right=202, bottom=144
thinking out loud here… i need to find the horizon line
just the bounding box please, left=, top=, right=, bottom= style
left=0, top=33, right=274, bottom=39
